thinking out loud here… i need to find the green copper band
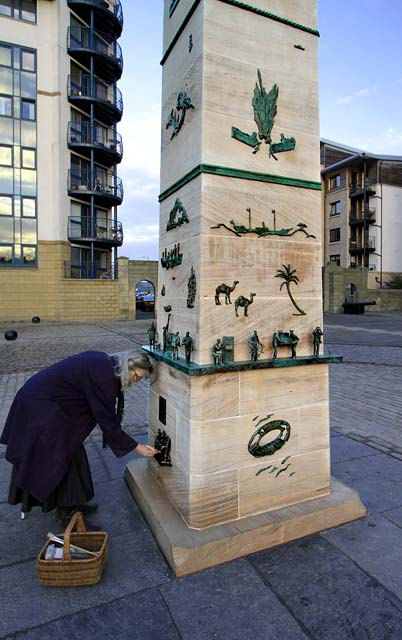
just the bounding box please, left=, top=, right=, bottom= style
left=161, top=0, right=318, bottom=66
left=161, top=0, right=201, bottom=66
left=143, top=346, right=341, bottom=376
left=159, top=164, right=321, bottom=202
left=216, top=0, right=319, bottom=36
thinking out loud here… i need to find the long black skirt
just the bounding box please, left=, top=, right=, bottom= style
left=8, top=445, right=94, bottom=513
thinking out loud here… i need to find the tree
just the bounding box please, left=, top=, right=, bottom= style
left=275, top=264, right=306, bottom=315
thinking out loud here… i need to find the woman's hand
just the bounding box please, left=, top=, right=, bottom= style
left=135, top=443, right=159, bottom=458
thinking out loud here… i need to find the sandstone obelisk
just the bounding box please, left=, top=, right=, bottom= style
left=126, top=0, right=365, bottom=576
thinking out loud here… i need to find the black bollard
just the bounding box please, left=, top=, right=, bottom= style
left=32, top=316, right=40, bottom=323
left=4, top=330, right=17, bottom=341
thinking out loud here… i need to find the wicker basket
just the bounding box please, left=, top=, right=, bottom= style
left=36, top=511, right=108, bottom=587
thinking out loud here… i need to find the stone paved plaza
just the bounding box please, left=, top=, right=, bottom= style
left=1, top=313, right=402, bottom=639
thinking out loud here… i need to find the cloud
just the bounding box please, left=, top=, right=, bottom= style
left=337, top=95, right=353, bottom=105
left=336, top=86, right=375, bottom=105
left=118, top=105, right=161, bottom=180
left=355, top=87, right=370, bottom=96
left=384, top=127, right=402, bottom=148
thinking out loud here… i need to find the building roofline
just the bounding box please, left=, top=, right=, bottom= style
left=321, top=138, right=402, bottom=175
left=320, top=138, right=365, bottom=155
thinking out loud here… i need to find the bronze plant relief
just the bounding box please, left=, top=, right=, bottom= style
left=161, top=244, right=183, bottom=270
left=231, top=69, right=296, bottom=160
left=275, top=264, right=306, bottom=316
left=167, top=198, right=189, bottom=231
left=187, top=266, right=196, bottom=308
left=166, top=91, right=194, bottom=140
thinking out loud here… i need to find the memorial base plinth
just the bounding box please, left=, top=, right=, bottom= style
left=125, top=460, right=366, bottom=577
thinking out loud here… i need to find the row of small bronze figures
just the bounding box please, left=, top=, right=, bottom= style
left=148, top=320, right=194, bottom=364
left=213, top=327, right=323, bottom=363
left=148, top=320, right=324, bottom=364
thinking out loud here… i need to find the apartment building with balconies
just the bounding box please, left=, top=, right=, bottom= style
left=0, top=0, right=125, bottom=320
left=321, top=139, right=402, bottom=287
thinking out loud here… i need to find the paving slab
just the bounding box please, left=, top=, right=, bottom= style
left=11, top=589, right=181, bottom=640
left=161, top=559, right=309, bottom=640
left=382, top=506, right=402, bottom=529
left=0, top=530, right=170, bottom=637
left=323, top=514, right=402, bottom=601
left=250, top=534, right=402, bottom=640
left=332, top=453, right=402, bottom=513
left=330, top=434, right=380, bottom=464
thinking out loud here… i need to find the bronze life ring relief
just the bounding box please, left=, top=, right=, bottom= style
left=248, top=414, right=291, bottom=457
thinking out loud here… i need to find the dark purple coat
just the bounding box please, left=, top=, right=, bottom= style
left=0, top=351, right=138, bottom=502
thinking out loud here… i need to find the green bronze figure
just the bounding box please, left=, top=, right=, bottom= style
left=171, top=331, right=181, bottom=360
left=212, top=338, right=223, bottom=364
left=147, top=321, right=157, bottom=350
left=312, top=326, right=323, bottom=357
left=182, top=331, right=194, bottom=364
left=154, top=429, right=172, bottom=466
left=248, top=330, right=264, bottom=361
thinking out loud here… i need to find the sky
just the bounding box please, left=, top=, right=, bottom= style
left=117, top=0, right=402, bottom=260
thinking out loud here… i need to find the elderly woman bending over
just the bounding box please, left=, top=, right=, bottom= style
left=0, top=350, right=157, bottom=524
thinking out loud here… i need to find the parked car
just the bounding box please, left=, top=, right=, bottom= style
left=141, top=291, right=155, bottom=311
left=136, top=289, right=154, bottom=311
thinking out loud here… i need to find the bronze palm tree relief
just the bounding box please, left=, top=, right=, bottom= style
left=275, top=264, right=306, bottom=316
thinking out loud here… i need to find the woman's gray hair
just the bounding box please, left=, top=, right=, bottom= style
left=110, top=350, right=154, bottom=391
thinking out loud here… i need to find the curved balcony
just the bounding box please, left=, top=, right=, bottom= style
left=68, top=122, right=123, bottom=166
left=68, top=216, right=123, bottom=246
left=349, top=209, right=376, bottom=226
left=68, top=169, right=123, bottom=206
left=67, top=0, right=123, bottom=40
left=68, top=75, right=123, bottom=125
left=67, top=27, right=123, bottom=83
left=349, top=179, right=377, bottom=198
left=64, top=258, right=118, bottom=280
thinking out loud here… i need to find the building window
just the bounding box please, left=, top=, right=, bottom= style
left=329, top=175, right=341, bottom=190
left=21, top=147, right=35, bottom=168
left=329, top=255, right=340, bottom=266
left=0, top=0, right=36, bottom=22
left=0, top=244, right=12, bottom=263
left=0, top=144, right=12, bottom=165
left=0, top=95, right=12, bottom=116
left=0, top=42, right=36, bottom=267
left=329, top=228, right=341, bottom=243
left=330, top=201, right=341, bottom=216
left=21, top=99, right=35, bottom=120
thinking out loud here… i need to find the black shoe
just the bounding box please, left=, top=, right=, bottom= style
left=78, top=502, right=98, bottom=515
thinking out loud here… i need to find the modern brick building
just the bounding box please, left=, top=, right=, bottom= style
left=0, top=0, right=125, bottom=320
left=321, top=139, right=402, bottom=287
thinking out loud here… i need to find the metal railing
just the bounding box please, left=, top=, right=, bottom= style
left=349, top=178, right=377, bottom=193
left=68, top=169, right=123, bottom=201
left=67, top=26, right=123, bottom=72
left=349, top=237, right=375, bottom=251
left=64, top=259, right=117, bottom=280
left=67, top=122, right=123, bottom=159
left=68, top=0, right=123, bottom=28
left=68, top=216, right=123, bottom=244
left=349, top=209, right=376, bottom=223
left=68, top=75, right=123, bottom=115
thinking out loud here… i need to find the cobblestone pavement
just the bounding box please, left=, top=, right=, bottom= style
left=1, top=314, right=402, bottom=639
left=325, top=311, right=402, bottom=457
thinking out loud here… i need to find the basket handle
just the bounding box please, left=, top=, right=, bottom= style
left=62, top=511, right=86, bottom=560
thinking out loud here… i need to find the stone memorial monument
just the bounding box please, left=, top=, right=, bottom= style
left=126, top=0, right=365, bottom=576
